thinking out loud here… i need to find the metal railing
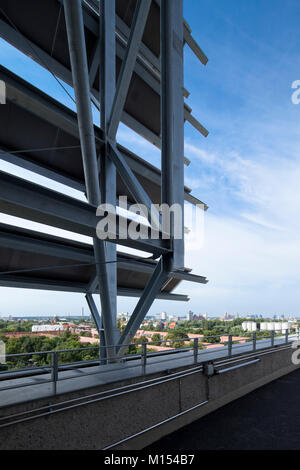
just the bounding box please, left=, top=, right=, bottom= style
left=0, top=328, right=297, bottom=396
left=0, top=342, right=294, bottom=436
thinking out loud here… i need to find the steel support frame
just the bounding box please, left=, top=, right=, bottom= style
left=0, top=170, right=170, bottom=255
left=63, top=0, right=115, bottom=355
left=115, top=0, right=186, bottom=353
left=85, top=293, right=101, bottom=331
left=104, top=0, right=166, bottom=354
left=99, top=0, right=118, bottom=351
left=99, top=0, right=167, bottom=355
left=108, top=142, right=160, bottom=228
left=0, top=1, right=191, bottom=355
left=0, top=275, right=189, bottom=300
left=0, top=65, right=206, bottom=207
left=85, top=293, right=106, bottom=361
left=107, top=0, right=152, bottom=140
left=0, top=222, right=207, bottom=287
left=161, top=0, right=185, bottom=271
left=0, top=3, right=208, bottom=143
left=117, top=256, right=170, bottom=357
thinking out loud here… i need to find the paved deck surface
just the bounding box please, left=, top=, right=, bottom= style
left=146, top=367, right=300, bottom=450
left=0, top=335, right=296, bottom=408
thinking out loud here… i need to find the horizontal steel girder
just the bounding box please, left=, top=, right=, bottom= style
left=0, top=170, right=171, bottom=256
left=0, top=274, right=188, bottom=300
left=0, top=65, right=206, bottom=208
left=0, top=222, right=208, bottom=284
left=0, top=4, right=208, bottom=140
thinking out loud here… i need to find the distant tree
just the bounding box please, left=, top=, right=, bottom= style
left=135, top=335, right=148, bottom=345
left=151, top=333, right=162, bottom=345
left=126, top=344, right=137, bottom=355
left=165, top=330, right=187, bottom=349
left=80, top=331, right=92, bottom=338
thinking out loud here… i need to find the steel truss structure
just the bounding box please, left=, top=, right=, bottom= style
left=0, top=0, right=209, bottom=359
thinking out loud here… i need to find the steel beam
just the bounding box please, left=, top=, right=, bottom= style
left=99, top=0, right=119, bottom=346
left=183, top=22, right=208, bottom=66
left=0, top=171, right=170, bottom=254
left=0, top=275, right=188, bottom=301
left=0, top=65, right=206, bottom=207
left=0, top=147, right=84, bottom=193
left=64, top=0, right=116, bottom=354
left=89, top=40, right=100, bottom=86
left=0, top=223, right=207, bottom=287
left=117, top=256, right=169, bottom=355
left=115, top=9, right=160, bottom=72
left=108, top=0, right=151, bottom=140
left=0, top=65, right=81, bottom=140
left=0, top=0, right=209, bottom=356
left=184, top=107, right=209, bottom=138
left=0, top=224, right=93, bottom=263
left=116, top=288, right=188, bottom=302
left=85, top=292, right=106, bottom=362
left=0, top=276, right=87, bottom=293
left=85, top=293, right=101, bottom=331
left=108, top=142, right=160, bottom=229
left=0, top=18, right=73, bottom=89
left=161, top=0, right=185, bottom=270
left=63, top=0, right=101, bottom=207
left=0, top=10, right=207, bottom=142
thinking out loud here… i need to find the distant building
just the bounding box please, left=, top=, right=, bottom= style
left=32, top=324, right=64, bottom=333
left=241, top=321, right=257, bottom=332
left=260, top=322, right=292, bottom=333
left=161, top=312, right=167, bottom=321
left=192, top=314, right=206, bottom=321
left=187, top=311, right=193, bottom=321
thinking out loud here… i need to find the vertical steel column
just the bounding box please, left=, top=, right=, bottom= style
left=141, top=342, right=147, bottom=374
left=161, top=0, right=185, bottom=270
left=99, top=0, right=119, bottom=348
left=51, top=351, right=58, bottom=396
left=253, top=332, right=257, bottom=351
left=271, top=330, right=275, bottom=347
left=285, top=329, right=289, bottom=344
left=63, top=0, right=115, bottom=355
left=193, top=337, right=199, bottom=364
left=86, top=293, right=106, bottom=363
left=228, top=334, right=233, bottom=357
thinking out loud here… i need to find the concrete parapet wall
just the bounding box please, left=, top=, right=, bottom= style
left=0, top=345, right=298, bottom=450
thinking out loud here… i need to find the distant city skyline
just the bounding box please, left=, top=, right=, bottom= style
left=1, top=0, right=300, bottom=317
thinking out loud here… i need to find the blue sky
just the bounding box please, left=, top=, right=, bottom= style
left=1, top=0, right=300, bottom=317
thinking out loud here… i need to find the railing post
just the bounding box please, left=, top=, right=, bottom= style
left=100, top=343, right=108, bottom=365
left=271, top=330, right=275, bottom=347
left=51, top=351, right=58, bottom=396
left=253, top=332, right=256, bottom=352
left=285, top=329, right=289, bottom=344
left=141, top=343, right=147, bottom=374
left=228, top=334, right=233, bottom=357
left=193, top=338, right=199, bottom=364
left=298, top=327, right=300, bottom=341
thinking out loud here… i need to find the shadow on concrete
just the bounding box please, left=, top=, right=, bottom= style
left=145, top=368, right=300, bottom=450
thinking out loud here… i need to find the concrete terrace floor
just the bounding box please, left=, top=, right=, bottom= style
left=145, top=367, right=300, bottom=450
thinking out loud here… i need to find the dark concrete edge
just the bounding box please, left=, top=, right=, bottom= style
left=114, top=353, right=300, bottom=450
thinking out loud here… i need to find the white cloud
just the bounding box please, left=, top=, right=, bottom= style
left=182, top=211, right=300, bottom=315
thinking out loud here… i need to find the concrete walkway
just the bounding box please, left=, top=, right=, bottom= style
left=0, top=335, right=296, bottom=408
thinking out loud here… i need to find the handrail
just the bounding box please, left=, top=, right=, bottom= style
left=0, top=330, right=297, bottom=398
